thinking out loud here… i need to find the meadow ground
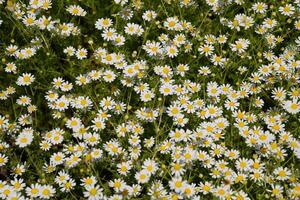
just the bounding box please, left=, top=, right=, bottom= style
left=0, top=0, right=299, bottom=199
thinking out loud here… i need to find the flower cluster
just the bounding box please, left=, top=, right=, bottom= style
left=0, top=0, right=299, bottom=199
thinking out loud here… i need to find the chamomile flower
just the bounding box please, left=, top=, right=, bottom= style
left=76, top=48, right=88, bottom=59
left=279, top=4, right=295, bottom=16
left=252, top=2, right=268, bottom=14
left=17, top=73, right=35, bottom=86
left=135, top=170, right=150, bottom=184
left=0, top=154, right=8, bottom=167
left=103, top=70, right=116, bottom=83
left=37, top=15, right=55, bottom=30
left=64, top=46, right=76, bottom=56
left=198, top=44, right=214, bottom=56
left=124, top=23, right=144, bottom=36
left=117, top=161, right=132, bottom=175
left=142, top=159, right=158, bottom=174
left=164, top=17, right=180, bottom=30
left=102, top=28, right=116, bottom=41
left=83, top=185, right=103, bottom=200
left=274, top=167, right=291, bottom=181
left=5, top=62, right=17, bottom=73
left=39, top=185, right=56, bottom=199
left=166, top=45, right=178, bottom=58
left=231, top=38, right=250, bottom=54
left=67, top=5, right=87, bottom=16
left=81, top=176, right=97, bottom=187
left=95, top=18, right=113, bottom=30
left=169, top=176, right=186, bottom=193
left=16, top=128, right=34, bottom=148
left=283, top=100, right=300, bottom=114
left=142, top=10, right=157, bottom=21
left=25, top=184, right=41, bottom=198
left=17, top=96, right=31, bottom=106
left=50, top=152, right=65, bottom=166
